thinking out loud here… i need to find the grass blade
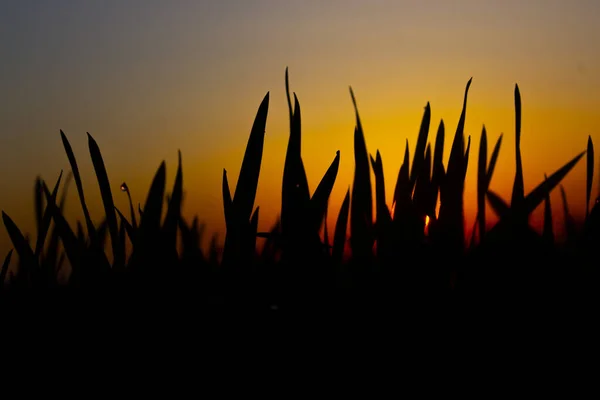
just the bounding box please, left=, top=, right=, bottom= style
left=310, top=150, right=340, bottom=232
left=486, top=133, right=503, bottom=185
left=477, top=126, right=488, bottom=240
left=87, top=132, right=120, bottom=265
left=586, top=136, right=594, bottom=219
left=232, top=92, right=270, bottom=224
left=525, top=151, right=586, bottom=215
left=60, top=130, right=95, bottom=239
left=512, top=84, right=525, bottom=211
left=349, top=87, right=373, bottom=261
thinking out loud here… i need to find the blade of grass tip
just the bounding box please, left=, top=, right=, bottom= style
left=485, top=133, right=503, bottom=186
left=511, top=84, right=525, bottom=210
left=223, top=169, right=232, bottom=229
left=310, top=150, right=340, bottom=232
left=542, top=173, right=554, bottom=245
left=35, top=171, right=63, bottom=257
left=1, top=249, right=13, bottom=286
left=87, top=132, right=120, bottom=264
left=140, top=162, right=167, bottom=233
left=60, top=130, right=95, bottom=239
left=486, top=190, right=511, bottom=220
left=586, top=136, right=594, bottom=219
left=478, top=126, right=488, bottom=241
left=232, top=92, right=270, bottom=225
left=164, top=150, right=183, bottom=248
left=333, top=189, right=351, bottom=263
left=525, top=151, right=586, bottom=215
left=34, top=177, right=43, bottom=235
left=409, top=102, right=431, bottom=191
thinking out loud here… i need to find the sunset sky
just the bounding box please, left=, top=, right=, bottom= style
left=1, top=0, right=599, bottom=257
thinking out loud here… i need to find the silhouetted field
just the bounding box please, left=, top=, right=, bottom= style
left=1, top=70, right=598, bottom=334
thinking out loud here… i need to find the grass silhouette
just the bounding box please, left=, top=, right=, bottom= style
left=1, top=69, right=598, bottom=329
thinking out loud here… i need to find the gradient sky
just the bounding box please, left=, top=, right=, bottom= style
left=1, top=0, right=599, bottom=257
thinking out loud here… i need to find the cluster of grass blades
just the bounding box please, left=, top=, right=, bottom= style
left=1, top=69, right=598, bottom=323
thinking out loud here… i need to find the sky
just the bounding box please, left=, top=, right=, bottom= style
left=1, top=0, right=599, bottom=258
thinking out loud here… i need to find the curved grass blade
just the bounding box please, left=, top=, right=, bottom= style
left=431, top=120, right=445, bottom=213
left=512, top=84, right=525, bottom=210
left=524, top=151, right=586, bottom=215
left=60, top=130, right=95, bottom=239
left=349, top=87, right=373, bottom=260
left=371, top=150, right=391, bottom=223
left=446, top=78, right=472, bottom=183
left=88, top=132, right=120, bottom=264
left=586, top=136, right=594, bottom=219
left=310, top=150, right=340, bottom=232
left=232, top=92, right=270, bottom=224
left=560, top=185, right=576, bottom=242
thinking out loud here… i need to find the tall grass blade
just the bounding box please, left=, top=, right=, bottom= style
left=140, top=162, right=166, bottom=233
left=232, top=92, right=270, bottom=225
left=512, top=85, right=525, bottom=211
left=87, top=132, right=120, bottom=264
left=60, top=130, right=95, bottom=239
left=486, top=134, right=503, bottom=185
left=349, top=87, right=373, bottom=261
